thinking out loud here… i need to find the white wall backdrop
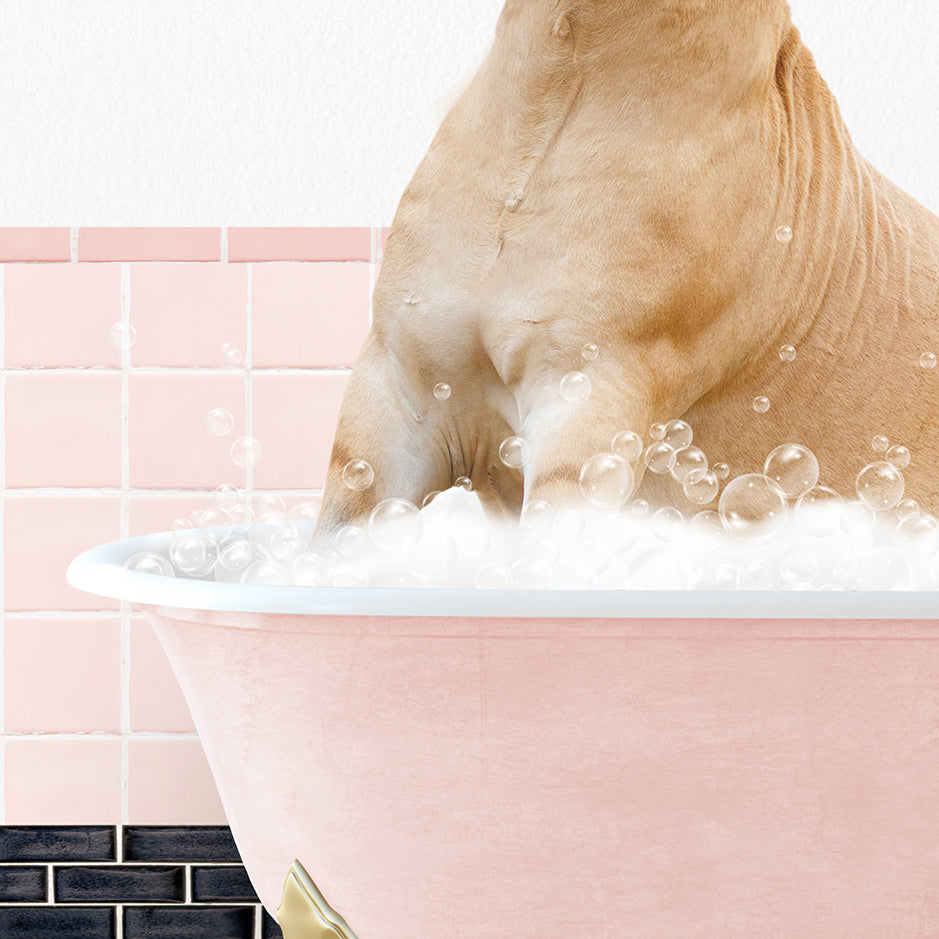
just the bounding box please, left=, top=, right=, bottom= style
left=0, top=0, right=936, bottom=224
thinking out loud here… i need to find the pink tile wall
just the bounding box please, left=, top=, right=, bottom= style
left=0, top=227, right=375, bottom=824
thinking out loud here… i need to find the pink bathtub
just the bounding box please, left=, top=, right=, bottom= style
left=69, top=529, right=939, bottom=937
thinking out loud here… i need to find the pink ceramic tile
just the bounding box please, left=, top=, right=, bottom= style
left=130, top=616, right=196, bottom=732
left=251, top=262, right=370, bottom=367
left=251, top=372, right=348, bottom=489
left=129, top=264, right=247, bottom=366
left=5, top=373, right=122, bottom=487
left=129, top=493, right=218, bottom=537
left=3, top=494, right=121, bottom=611
left=0, top=228, right=71, bottom=262
left=228, top=227, right=371, bottom=262
left=128, top=372, right=247, bottom=488
left=4, top=263, right=122, bottom=366
left=127, top=738, right=227, bottom=825
left=5, top=737, right=122, bottom=823
left=78, top=228, right=221, bottom=262
left=4, top=616, right=121, bottom=732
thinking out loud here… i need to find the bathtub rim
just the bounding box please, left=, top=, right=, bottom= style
left=66, top=528, right=939, bottom=620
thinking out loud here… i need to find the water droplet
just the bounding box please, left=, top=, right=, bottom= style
left=559, top=371, right=592, bottom=403
left=455, top=475, right=473, bottom=491
left=611, top=430, right=643, bottom=463
left=779, top=344, right=797, bottom=362
left=499, top=436, right=531, bottom=469
left=124, top=551, right=174, bottom=577
left=718, top=474, right=788, bottom=541
left=108, top=322, right=136, bottom=350
left=581, top=342, right=599, bottom=361
left=886, top=444, right=910, bottom=469
left=221, top=341, right=243, bottom=364
left=713, top=462, right=730, bottom=480
left=643, top=441, right=677, bottom=474
left=578, top=453, right=634, bottom=507
left=206, top=407, right=234, bottom=437
left=775, top=225, right=793, bottom=244
left=752, top=395, right=771, bottom=414
left=795, top=485, right=844, bottom=537
left=230, top=436, right=262, bottom=468
left=683, top=470, right=719, bottom=505
left=871, top=435, right=889, bottom=452
left=368, top=498, right=422, bottom=551
left=855, top=461, right=905, bottom=510
left=335, top=525, right=368, bottom=559
left=670, top=446, right=707, bottom=484
left=896, top=498, right=920, bottom=522
left=763, top=443, right=819, bottom=499
left=649, top=423, right=666, bottom=440
left=433, top=382, right=452, bottom=400
left=342, top=459, right=374, bottom=492
left=920, top=352, right=937, bottom=369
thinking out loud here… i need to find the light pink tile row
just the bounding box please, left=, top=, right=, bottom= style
left=4, top=261, right=371, bottom=367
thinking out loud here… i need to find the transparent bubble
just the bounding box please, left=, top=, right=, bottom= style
left=896, top=498, right=920, bottom=522
left=611, top=430, right=643, bottom=463
left=871, top=435, right=889, bottom=453
left=252, top=493, right=286, bottom=519
left=795, top=485, right=844, bottom=537
left=335, top=524, right=368, bottom=559
left=559, top=371, right=592, bottom=403
left=581, top=342, right=599, bottom=361
left=683, top=470, right=719, bottom=505
left=241, top=559, right=292, bottom=585
left=108, top=322, right=137, bottom=350
left=713, top=462, right=730, bottom=480
left=230, top=436, right=263, bottom=468
left=198, top=506, right=233, bottom=537
left=499, top=436, right=531, bottom=469
left=644, top=442, right=677, bottom=474
left=124, top=551, right=174, bottom=578
left=342, top=459, right=374, bottom=492
left=920, top=352, right=937, bottom=369
left=652, top=507, right=684, bottom=542
left=229, top=503, right=254, bottom=527
left=662, top=420, right=693, bottom=451
left=855, top=461, right=905, bottom=510
left=292, top=551, right=327, bottom=586
left=213, top=484, right=242, bottom=510
left=631, top=498, right=650, bottom=517
left=860, top=548, right=914, bottom=591
left=775, top=225, right=793, bottom=243
left=171, top=516, right=194, bottom=533
left=368, top=498, right=422, bottom=551
left=287, top=499, right=322, bottom=522
left=553, top=508, right=586, bottom=541
left=511, top=557, right=552, bottom=589
left=269, top=524, right=305, bottom=561
left=221, top=341, right=243, bottom=364
left=780, top=548, right=818, bottom=585
left=895, top=513, right=938, bottom=549
left=671, top=446, right=707, bottom=484
left=752, top=396, right=771, bottom=414
left=688, top=510, right=726, bottom=548
left=190, top=509, right=204, bottom=525
left=841, top=500, right=876, bottom=536
left=779, top=344, right=797, bottom=362
left=205, top=408, right=234, bottom=437
left=737, top=558, right=783, bottom=590
left=763, top=443, right=819, bottom=499
left=421, top=491, right=441, bottom=509
left=169, top=532, right=217, bottom=576
left=433, top=382, right=452, bottom=401
left=217, top=537, right=254, bottom=572
left=579, top=453, right=634, bottom=508
left=649, top=423, right=666, bottom=441
left=454, top=475, right=473, bottom=491
left=330, top=563, right=370, bottom=588
left=719, top=474, right=788, bottom=542
left=886, top=445, right=911, bottom=470
left=475, top=562, right=513, bottom=589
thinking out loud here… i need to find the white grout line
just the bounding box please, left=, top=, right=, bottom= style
left=47, top=863, right=54, bottom=902
left=1, top=262, right=6, bottom=822
left=0, top=365, right=352, bottom=375
left=1, top=487, right=324, bottom=499
left=120, top=265, right=132, bottom=826
left=220, top=227, right=229, bottom=264
left=255, top=902, right=264, bottom=939
left=185, top=863, right=192, bottom=903
left=2, top=730, right=200, bottom=739
left=70, top=228, right=79, bottom=262
left=245, top=264, right=254, bottom=497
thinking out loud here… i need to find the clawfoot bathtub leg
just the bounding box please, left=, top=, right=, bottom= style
left=277, top=860, right=360, bottom=939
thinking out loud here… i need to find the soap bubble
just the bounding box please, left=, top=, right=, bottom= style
left=560, top=371, right=592, bottom=403
left=841, top=500, right=876, bottom=536
left=335, top=524, right=367, bottom=558
left=662, top=420, right=693, bottom=451
left=688, top=510, right=726, bottom=547
left=330, top=563, right=370, bottom=588
left=229, top=503, right=254, bottom=527
left=169, top=532, right=217, bottom=576
left=241, top=559, right=292, bottom=585
left=649, top=423, right=666, bottom=441
left=213, top=484, right=242, bottom=510
left=190, top=509, right=204, bottom=525
left=292, top=552, right=327, bottom=586
left=269, top=524, right=305, bottom=561
left=780, top=548, right=818, bottom=585
left=198, top=506, right=233, bottom=537
left=652, top=507, right=685, bottom=542
left=288, top=499, right=322, bottom=522
left=860, top=548, right=913, bottom=591
left=475, top=562, right=513, bottom=589
left=581, top=342, right=599, bottom=361
left=775, top=225, right=793, bottom=243
left=553, top=508, right=586, bottom=541
left=779, top=344, right=797, bottom=362
left=108, top=322, right=137, bottom=350
left=683, top=470, right=719, bottom=505
left=433, top=382, right=452, bottom=400
left=511, top=557, right=552, bottom=589
left=763, top=443, right=819, bottom=499
left=855, top=461, right=905, bottom=510
left=579, top=453, right=634, bottom=507
left=499, top=436, right=531, bottom=469
left=631, top=499, right=650, bottom=517
left=230, top=436, right=262, bottom=468
left=217, top=537, right=254, bottom=573
left=896, top=498, right=920, bottom=522
left=644, top=442, right=677, bottom=474
left=253, top=493, right=286, bottom=518
left=671, top=446, right=707, bottom=484
left=752, top=396, right=771, bottom=414
left=421, top=491, right=441, bottom=509
left=124, top=551, right=175, bottom=577
left=871, top=435, right=889, bottom=453
left=719, top=474, right=788, bottom=542
left=886, top=445, right=910, bottom=469
left=521, top=499, right=554, bottom=535
left=611, top=431, right=643, bottom=463
left=206, top=408, right=234, bottom=437
left=737, top=558, right=783, bottom=590
left=896, top=512, right=939, bottom=549
left=795, top=485, right=844, bottom=536
left=221, top=341, right=243, bottom=364
left=454, top=475, right=473, bottom=491
left=713, top=462, right=730, bottom=480
left=342, top=459, right=374, bottom=492
left=171, top=516, right=194, bottom=533
left=920, top=352, right=937, bottom=369
left=368, top=498, right=422, bottom=551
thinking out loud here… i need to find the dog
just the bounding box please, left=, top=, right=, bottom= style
left=314, top=0, right=939, bottom=537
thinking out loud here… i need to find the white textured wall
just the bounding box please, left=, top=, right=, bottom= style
left=0, top=0, right=936, bottom=224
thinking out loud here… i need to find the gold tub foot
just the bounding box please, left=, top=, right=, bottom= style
left=277, top=860, right=360, bottom=939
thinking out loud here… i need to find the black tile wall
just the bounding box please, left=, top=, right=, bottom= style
left=0, top=826, right=284, bottom=939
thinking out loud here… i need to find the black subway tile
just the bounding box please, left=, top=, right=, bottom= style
left=55, top=865, right=185, bottom=903
left=0, top=866, right=47, bottom=902
left=0, top=826, right=116, bottom=862
left=0, top=906, right=114, bottom=938
left=191, top=865, right=259, bottom=902
left=123, top=905, right=254, bottom=939
left=123, top=826, right=240, bottom=863
left=262, top=908, right=285, bottom=938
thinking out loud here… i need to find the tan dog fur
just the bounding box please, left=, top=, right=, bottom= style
left=315, top=0, right=939, bottom=536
